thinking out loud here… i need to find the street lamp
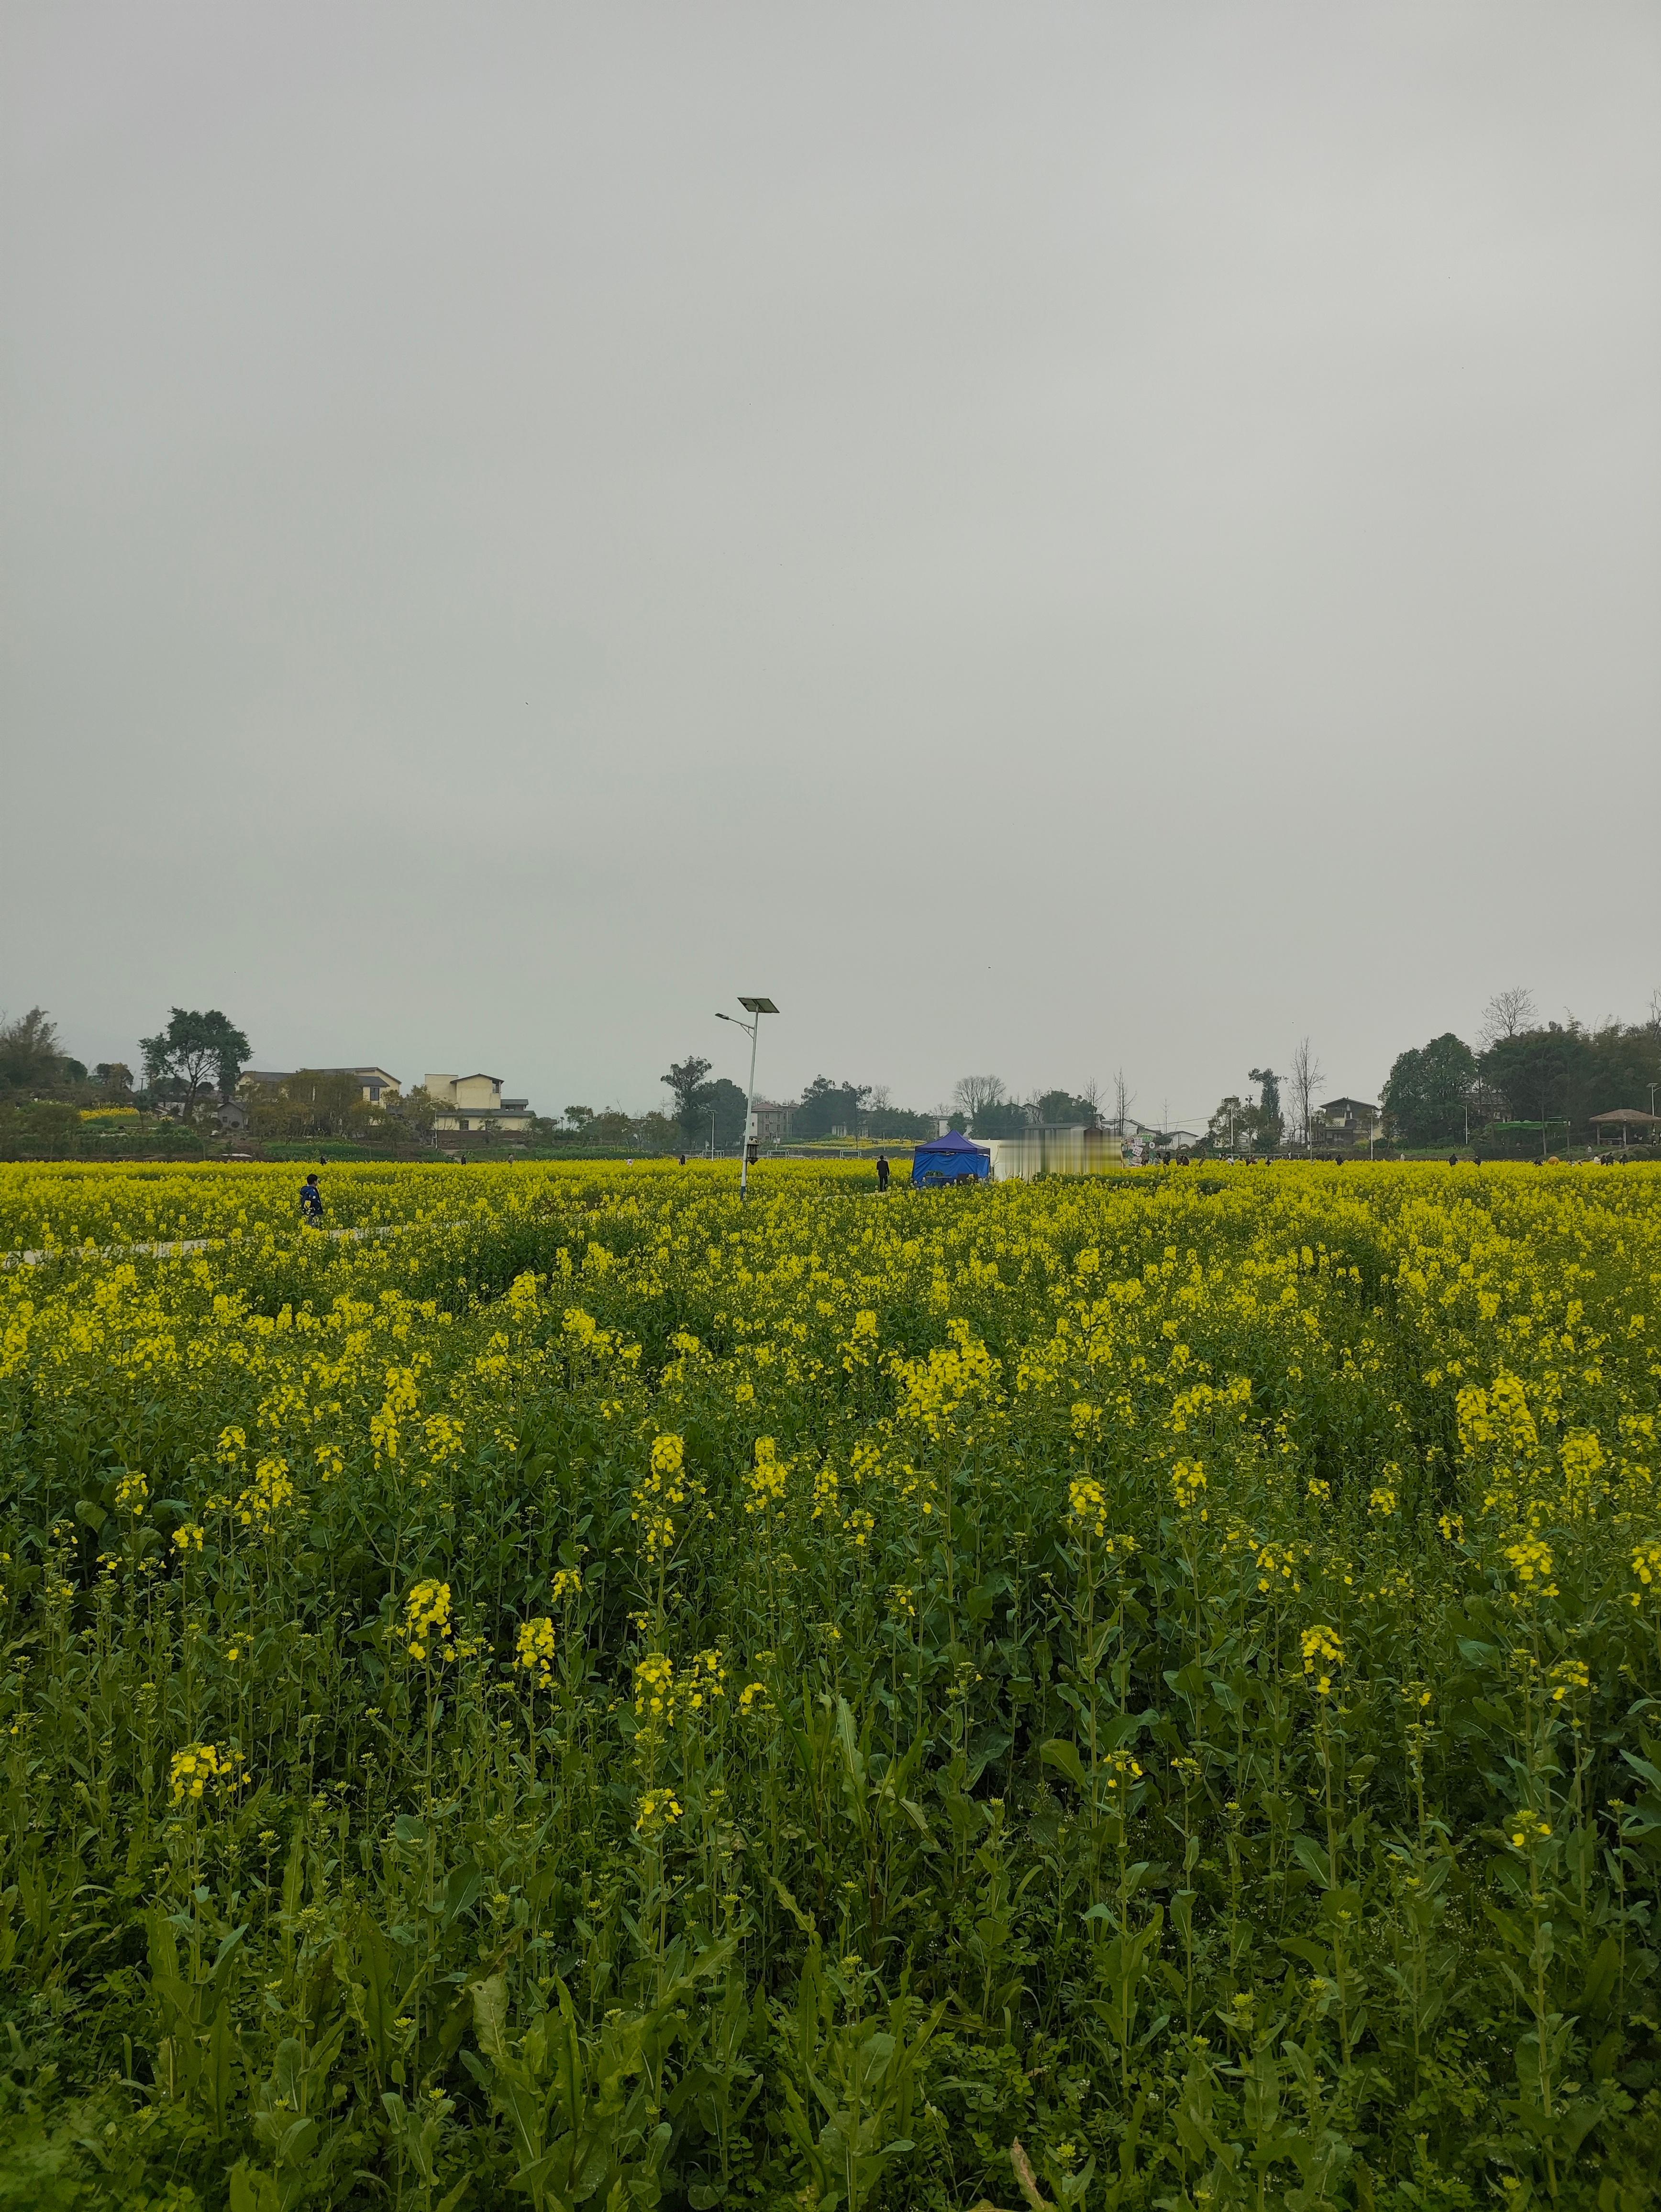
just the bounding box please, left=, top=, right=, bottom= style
left=716, top=996, right=777, bottom=1200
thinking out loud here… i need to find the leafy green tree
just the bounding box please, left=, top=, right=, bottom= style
left=1476, top=1018, right=1661, bottom=1143
left=244, top=1070, right=370, bottom=1141
left=393, top=1085, right=442, bottom=1142
left=970, top=1097, right=1030, bottom=1138
left=796, top=1077, right=872, bottom=1140
left=1207, top=1095, right=1254, bottom=1151
left=663, top=1057, right=714, bottom=1141
left=866, top=1105, right=934, bottom=1139
left=632, top=1111, right=684, bottom=1153
left=700, top=1078, right=749, bottom=1151
left=0, top=1007, right=67, bottom=1096
left=1249, top=1068, right=1283, bottom=1153
left=1383, top=1034, right=1478, bottom=1148
left=582, top=1110, right=681, bottom=1152
left=1035, top=1089, right=1101, bottom=1128
left=94, top=1061, right=133, bottom=1097
left=141, top=1008, right=251, bottom=1115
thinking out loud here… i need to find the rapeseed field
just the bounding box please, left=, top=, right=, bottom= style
left=0, top=1159, right=1658, bottom=2209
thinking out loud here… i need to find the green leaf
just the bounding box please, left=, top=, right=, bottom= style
left=1280, top=1936, right=1331, bottom=1971
left=1041, top=1739, right=1088, bottom=1789
left=1290, top=1836, right=1332, bottom=1890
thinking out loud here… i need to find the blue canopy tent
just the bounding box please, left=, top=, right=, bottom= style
left=911, top=1128, right=992, bottom=1186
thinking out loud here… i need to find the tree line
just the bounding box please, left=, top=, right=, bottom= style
left=1381, top=988, right=1661, bottom=1151
left=8, top=987, right=1656, bottom=1162
left=1200, top=990, right=1661, bottom=1159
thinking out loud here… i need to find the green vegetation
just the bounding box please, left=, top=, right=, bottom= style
left=0, top=1160, right=1659, bottom=2206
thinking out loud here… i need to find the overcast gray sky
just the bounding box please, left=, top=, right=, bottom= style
left=4, top=4, right=1658, bottom=1126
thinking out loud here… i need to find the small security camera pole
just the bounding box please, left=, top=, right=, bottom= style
left=715, top=996, right=778, bottom=1199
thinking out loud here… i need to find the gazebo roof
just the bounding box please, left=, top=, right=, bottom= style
left=1588, top=1107, right=1660, bottom=1126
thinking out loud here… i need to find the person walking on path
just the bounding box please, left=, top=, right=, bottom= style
left=299, top=1172, right=324, bottom=1228
left=875, top=1154, right=891, bottom=1193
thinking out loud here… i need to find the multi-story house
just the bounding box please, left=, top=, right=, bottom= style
left=1314, top=1096, right=1380, bottom=1148
left=426, top=1073, right=534, bottom=1137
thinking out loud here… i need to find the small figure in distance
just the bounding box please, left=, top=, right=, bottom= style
left=1449, top=1156, right=1458, bottom=1168
left=678, top=1153, right=686, bottom=1166
left=299, top=1172, right=324, bottom=1228
left=876, top=1153, right=891, bottom=1193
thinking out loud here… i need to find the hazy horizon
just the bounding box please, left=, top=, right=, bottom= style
left=5, top=4, right=1658, bottom=1128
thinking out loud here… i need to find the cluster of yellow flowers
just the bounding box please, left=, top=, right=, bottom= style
left=1301, top=1625, right=1345, bottom=1697
left=1068, top=1475, right=1108, bottom=1538
left=1171, top=1460, right=1207, bottom=1515
left=4, top=1155, right=1661, bottom=2200
left=634, top=1651, right=676, bottom=1725
left=169, top=1741, right=246, bottom=1805
left=1502, top=1536, right=1559, bottom=1597
left=236, top=1456, right=295, bottom=1531
left=515, top=1616, right=556, bottom=1689
left=4, top=1157, right=1659, bottom=1879
left=632, top=1432, right=696, bottom=1559
left=744, top=1436, right=788, bottom=1516
left=635, top=1786, right=683, bottom=1836
left=403, top=1579, right=453, bottom=1662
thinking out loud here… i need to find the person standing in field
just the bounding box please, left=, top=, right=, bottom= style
left=875, top=1154, right=890, bottom=1193
left=299, top=1172, right=324, bottom=1228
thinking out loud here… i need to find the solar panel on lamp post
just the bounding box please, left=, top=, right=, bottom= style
left=715, top=997, right=778, bottom=1199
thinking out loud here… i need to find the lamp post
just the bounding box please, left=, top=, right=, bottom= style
left=716, top=997, right=777, bottom=1200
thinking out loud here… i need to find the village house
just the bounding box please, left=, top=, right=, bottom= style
left=752, top=1098, right=793, bottom=1144
left=1314, top=1096, right=1380, bottom=1147
left=426, top=1073, right=535, bottom=1137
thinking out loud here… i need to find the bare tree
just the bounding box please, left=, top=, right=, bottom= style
left=1111, top=1068, right=1134, bottom=1138
left=953, top=1074, right=1006, bottom=1117
left=1288, top=1037, right=1324, bottom=1154
left=1480, top=987, right=1537, bottom=1050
